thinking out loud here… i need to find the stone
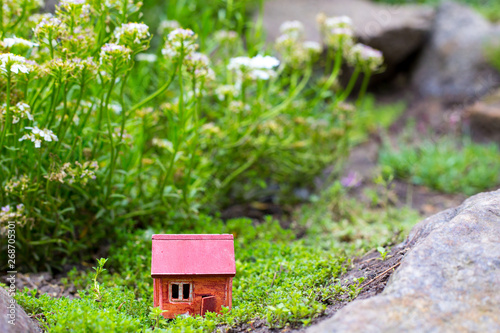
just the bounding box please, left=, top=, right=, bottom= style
left=411, top=1, right=500, bottom=101
left=0, top=287, right=40, bottom=333
left=465, top=88, right=500, bottom=141
left=261, top=0, right=434, bottom=70
left=307, top=189, right=500, bottom=333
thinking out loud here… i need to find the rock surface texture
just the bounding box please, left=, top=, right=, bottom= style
left=261, top=0, right=434, bottom=70
left=0, top=287, right=40, bottom=333
left=307, top=189, right=500, bottom=333
left=412, top=1, right=500, bottom=101
left=465, top=88, right=500, bottom=141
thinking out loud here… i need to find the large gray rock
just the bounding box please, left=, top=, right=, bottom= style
left=261, top=0, right=434, bottom=69
left=308, top=189, right=500, bottom=333
left=411, top=1, right=500, bottom=101
left=0, top=287, right=40, bottom=333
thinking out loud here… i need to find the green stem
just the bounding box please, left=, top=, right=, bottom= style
left=225, top=66, right=312, bottom=149
left=0, top=73, right=12, bottom=150
left=311, top=44, right=344, bottom=109
left=338, top=66, right=361, bottom=103
left=129, top=66, right=177, bottom=113
left=104, top=73, right=117, bottom=204
left=57, top=79, right=85, bottom=150
left=357, top=70, right=372, bottom=106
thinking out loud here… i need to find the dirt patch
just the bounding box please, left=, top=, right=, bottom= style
left=1, top=271, right=80, bottom=300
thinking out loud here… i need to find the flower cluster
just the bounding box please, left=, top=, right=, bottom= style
left=228, top=101, right=250, bottom=114
left=152, top=138, right=173, bottom=151
left=347, top=43, right=384, bottom=72
left=34, top=17, right=66, bottom=43
left=136, top=53, right=157, bottom=62
left=215, top=85, right=239, bottom=101
left=0, top=53, right=32, bottom=75
left=161, top=28, right=197, bottom=58
left=1, top=102, right=34, bottom=124
left=0, top=204, right=27, bottom=235
left=2, top=36, right=39, bottom=50
left=184, top=52, right=214, bottom=80
left=114, top=22, right=150, bottom=46
left=279, top=20, right=304, bottom=39
left=275, top=20, right=322, bottom=68
left=4, top=175, right=30, bottom=196
left=58, top=0, right=91, bottom=18
left=228, top=55, right=280, bottom=83
left=157, top=20, right=180, bottom=35
left=214, top=30, right=239, bottom=44
left=317, top=14, right=354, bottom=49
left=100, top=43, right=132, bottom=75
left=19, top=126, right=58, bottom=148
left=45, top=161, right=99, bottom=185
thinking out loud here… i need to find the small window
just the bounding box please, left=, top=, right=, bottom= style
left=170, top=282, right=192, bottom=302
left=171, top=284, right=179, bottom=299
left=183, top=283, right=190, bottom=299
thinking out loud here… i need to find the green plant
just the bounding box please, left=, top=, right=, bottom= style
left=377, top=246, right=390, bottom=261
left=379, top=137, right=500, bottom=195
left=149, top=306, right=167, bottom=330
left=0, top=0, right=389, bottom=271
left=485, top=40, right=500, bottom=72
left=92, top=258, right=108, bottom=301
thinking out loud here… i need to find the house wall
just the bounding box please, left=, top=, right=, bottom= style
left=153, top=276, right=233, bottom=319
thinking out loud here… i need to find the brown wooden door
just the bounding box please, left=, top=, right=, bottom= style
left=201, top=296, right=216, bottom=316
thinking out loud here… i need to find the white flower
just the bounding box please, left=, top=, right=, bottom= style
left=227, top=56, right=252, bottom=70
left=114, top=22, right=150, bottom=44
left=157, top=20, right=180, bottom=35
left=324, top=16, right=353, bottom=29
left=135, top=53, right=157, bottom=62
left=279, top=20, right=304, bottom=38
left=2, top=102, right=34, bottom=124
left=0, top=53, right=31, bottom=75
left=161, top=28, right=197, bottom=58
left=303, top=41, right=322, bottom=54
left=228, top=55, right=280, bottom=82
left=214, top=30, right=238, bottom=44
left=33, top=17, right=63, bottom=37
left=250, top=55, right=280, bottom=69
left=19, top=126, right=58, bottom=148
left=100, top=43, right=132, bottom=62
left=2, top=36, right=39, bottom=48
left=152, top=138, right=173, bottom=150
left=60, top=0, right=86, bottom=5
left=318, top=15, right=354, bottom=48
left=347, top=43, right=384, bottom=71
left=215, top=85, right=239, bottom=101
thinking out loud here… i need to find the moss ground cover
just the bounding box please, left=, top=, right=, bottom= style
left=14, top=183, right=421, bottom=332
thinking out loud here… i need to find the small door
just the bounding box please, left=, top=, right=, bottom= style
left=201, top=296, right=216, bottom=316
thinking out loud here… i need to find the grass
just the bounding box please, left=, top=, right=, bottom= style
left=379, top=136, right=500, bottom=195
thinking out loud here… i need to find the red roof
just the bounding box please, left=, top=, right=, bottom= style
left=151, top=234, right=236, bottom=276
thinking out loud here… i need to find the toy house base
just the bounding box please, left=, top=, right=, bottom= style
left=153, top=276, right=233, bottom=318
left=151, top=234, right=236, bottom=318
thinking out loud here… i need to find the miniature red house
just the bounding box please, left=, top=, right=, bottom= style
left=151, top=234, right=236, bottom=318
